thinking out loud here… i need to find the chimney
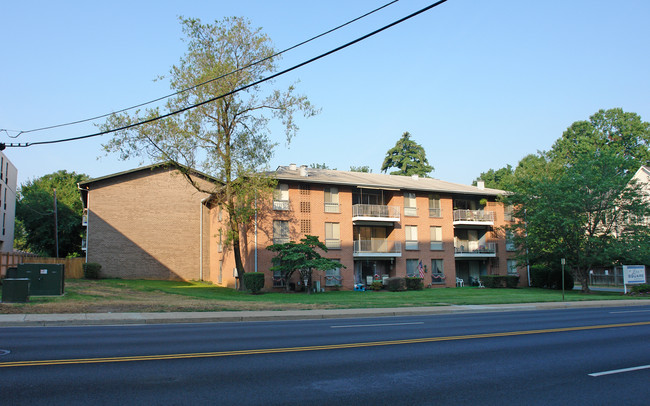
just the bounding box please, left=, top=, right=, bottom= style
left=411, top=174, right=419, bottom=180
left=477, top=180, right=485, bottom=190
left=289, top=163, right=297, bottom=171
left=299, top=165, right=308, bottom=177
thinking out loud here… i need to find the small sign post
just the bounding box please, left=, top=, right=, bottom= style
left=560, top=258, right=566, bottom=302
left=623, top=265, right=646, bottom=294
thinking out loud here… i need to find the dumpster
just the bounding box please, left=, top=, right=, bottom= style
left=2, top=278, right=30, bottom=303
left=16, top=263, right=65, bottom=296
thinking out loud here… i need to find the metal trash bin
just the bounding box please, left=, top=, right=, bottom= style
left=2, top=278, right=30, bottom=303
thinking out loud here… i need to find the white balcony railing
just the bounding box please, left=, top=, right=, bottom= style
left=453, top=209, right=495, bottom=223
left=454, top=242, right=496, bottom=256
left=352, top=204, right=400, bottom=220
left=325, top=239, right=341, bottom=249
left=429, top=208, right=442, bottom=218
left=404, top=207, right=417, bottom=217
left=324, top=202, right=339, bottom=213
left=353, top=239, right=402, bottom=256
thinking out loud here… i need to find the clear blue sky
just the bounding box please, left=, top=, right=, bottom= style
left=2, top=0, right=649, bottom=187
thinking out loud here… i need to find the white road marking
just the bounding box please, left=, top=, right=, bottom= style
left=331, top=322, right=424, bottom=328
left=589, top=365, right=650, bottom=377
left=609, top=309, right=650, bottom=314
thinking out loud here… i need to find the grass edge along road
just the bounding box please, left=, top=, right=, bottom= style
left=1, top=279, right=647, bottom=314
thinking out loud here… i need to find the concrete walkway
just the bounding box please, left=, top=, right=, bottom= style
left=1, top=300, right=648, bottom=327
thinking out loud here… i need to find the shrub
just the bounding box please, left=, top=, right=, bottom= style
left=83, top=262, right=102, bottom=279
left=530, top=265, right=549, bottom=288
left=505, top=275, right=520, bottom=288
left=631, top=284, right=650, bottom=294
left=479, top=275, right=520, bottom=288
left=405, top=277, right=424, bottom=291
left=243, top=272, right=265, bottom=294
left=386, top=277, right=406, bottom=292
left=480, top=275, right=501, bottom=288
left=370, top=281, right=383, bottom=291
left=530, top=264, right=574, bottom=290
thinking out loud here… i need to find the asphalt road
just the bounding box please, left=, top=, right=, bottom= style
left=1, top=306, right=649, bottom=405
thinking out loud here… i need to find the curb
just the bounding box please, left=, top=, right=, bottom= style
left=0, top=300, right=648, bottom=327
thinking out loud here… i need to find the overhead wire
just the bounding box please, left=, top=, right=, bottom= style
left=3, top=0, right=449, bottom=149
left=2, top=0, right=400, bottom=138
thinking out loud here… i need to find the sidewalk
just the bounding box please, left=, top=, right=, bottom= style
left=1, top=300, right=648, bottom=327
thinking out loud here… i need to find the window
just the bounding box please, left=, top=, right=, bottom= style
left=431, top=259, right=445, bottom=284
left=273, top=270, right=286, bottom=287
left=300, top=219, right=311, bottom=234
left=325, top=264, right=342, bottom=286
left=324, top=187, right=339, bottom=213
left=506, top=230, right=516, bottom=251
left=273, top=220, right=290, bottom=244
left=300, top=184, right=310, bottom=195
left=325, top=222, right=340, bottom=249
left=507, top=259, right=518, bottom=276
left=217, top=230, right=223, bottom=252
left=504, top=205, right=514, bottom=222
left=404, top=192, right=417, bottom=216
left=405, top=225, right=418, bottom=250
left=273, top=183, right=289, bottom=210
left=218, top=260, right=223, bottom=284
left=300, top=201, right=311, bottom=213
left=429, top=195, right=441, bottom=217
left=406, top=259, right=419, bottom=277
left=430, top=226, right=443, bottom=250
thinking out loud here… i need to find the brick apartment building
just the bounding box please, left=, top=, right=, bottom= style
left=79, top=163, right=523, bottom=290
left=0, top=152, right=17, bottom=253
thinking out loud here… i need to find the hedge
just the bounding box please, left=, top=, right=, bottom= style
left=243, top=272, right=265, bottom=294
left=404, top=277, right=424, bottom=291
left=83, top=262, right=102, bottom=279
left=479, top=275, right=520, bottom=288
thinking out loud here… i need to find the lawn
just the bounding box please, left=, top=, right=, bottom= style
left=1, top=279, right=645, bottom=314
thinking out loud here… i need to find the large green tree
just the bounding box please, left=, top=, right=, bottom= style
left=267, top=235, right=344, bottom=294
left=381, top=132, right=434, bottom=177
left=101, top=17, right=318, bottom=288
left=16, top=170, right=89, bottom=257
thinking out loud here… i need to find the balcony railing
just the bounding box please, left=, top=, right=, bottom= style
left=352, top=204, right=400, bottom=221
left=353, top=239, right=402, bottom=256
left=273, top=200, right=290, bottom=211
left=453, top=209, right=495, bottom=223
left=405, top=240, right=419, bottom=250
left=429, top=208, right=442, bottom=218
left=404, top=207, right=417, bottom=217
left=454, top=242, right=496, bottom=256
left=325, top=238, right=341, bottom=249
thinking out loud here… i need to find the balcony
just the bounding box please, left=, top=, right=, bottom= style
left=453, top=209, right=495, bottom=226
left=352, top=204, right=400, bottom=223
left=454, top=242, right=496, bottom=258
left=353, top=239, right=402, bottom=257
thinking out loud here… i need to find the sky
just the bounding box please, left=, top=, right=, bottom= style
left=2, top=0, right=649, bottom=188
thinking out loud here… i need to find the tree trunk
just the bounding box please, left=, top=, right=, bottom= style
left=577, top=268, right=591, bottom=293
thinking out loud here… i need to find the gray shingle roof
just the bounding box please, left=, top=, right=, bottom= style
left=274, top=165, right=507, bottom=196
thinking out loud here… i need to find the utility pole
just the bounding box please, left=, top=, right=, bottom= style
left=53, top=188, right=59, bottom=258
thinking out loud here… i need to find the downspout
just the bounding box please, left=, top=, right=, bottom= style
left=77, top=184, right=88, bottom=263
left=200, top=196, right=210, bottom=281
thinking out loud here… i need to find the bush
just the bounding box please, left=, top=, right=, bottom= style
left=480, top=275, right=501, bottom=288
left=530, top=264, right=574, bottom=290
left=370, top=281, right=383, bottom=291
left=505, top=275, right=520, bottom=288
left=479, top=275, right=520, bottom=288
left=405, top=277, right=424, bottom=291
left=83, top=262, right=102, bottom=279
left=386, top=277, right=406, bottom=292
left=243, top=272, right=265, bottom=294
left=631, top=284, right=650, bottom=294
left=530, top=264, right=548, bottom=288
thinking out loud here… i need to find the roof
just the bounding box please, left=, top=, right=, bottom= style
left=274, top=165, right=507, bottom=196
left=78, top=162, right=219, bottom=187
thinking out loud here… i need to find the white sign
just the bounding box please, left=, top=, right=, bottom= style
left=623, top=265, right=646, bottom=285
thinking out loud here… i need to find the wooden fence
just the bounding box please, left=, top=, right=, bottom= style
left=1, top=253, right=85, bottom=279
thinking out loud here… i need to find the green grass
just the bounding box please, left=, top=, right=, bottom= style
left=96, top=279, right=645, bottom=309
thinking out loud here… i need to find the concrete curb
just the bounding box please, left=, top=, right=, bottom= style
left=0, top=300, right=648, bottom=327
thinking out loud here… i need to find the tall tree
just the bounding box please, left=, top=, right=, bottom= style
left=16, top=170, right=89, bottom=257
left=549, top=108, right=650, bottom=171
left=100, top=17, right=318, bottom=289
left=473, top=164, right=514, bottom=190
left=350, top=165, right=372, bottom=173
left=506, top=150, right=650, bottom=293
left=381, top=132, right=434, bottom=177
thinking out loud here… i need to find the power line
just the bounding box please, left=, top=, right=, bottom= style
left=2, top=0, right=449, bottom=149
left=2, top=0, right=400, bottom=138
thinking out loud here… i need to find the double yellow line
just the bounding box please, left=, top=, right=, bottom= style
left=2, top=321, right=648, bottom=368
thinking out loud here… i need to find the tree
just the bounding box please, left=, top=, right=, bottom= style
left=267, top=235, right=344, bottom=294
left=16, top=170, right=89, bottom=257
left=100, top=17, right=318, bottom=289
left=473, top=164, right=514, bottom=190
left=381, top=132, right=434, bottom=177
left=506, top=150, right=650, bottom=293
left=549, top=108, right=650, bottom=171
left=349, top=165, right=372, bottom=173
left=310, top=163, right=333, bottom=170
